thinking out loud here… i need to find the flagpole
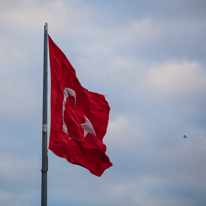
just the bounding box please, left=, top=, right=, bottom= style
left=41, top=23, right=48, bottom=206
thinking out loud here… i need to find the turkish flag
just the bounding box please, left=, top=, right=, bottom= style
left=48, top=35, right=112, bottom=176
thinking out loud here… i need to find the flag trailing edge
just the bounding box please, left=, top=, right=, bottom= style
left=48, top=35, right=112, bottom=177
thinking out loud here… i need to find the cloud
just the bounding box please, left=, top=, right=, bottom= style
left=0, top=154, right=40, bottom=206
left=0, top=0, right=108, bottom=38
left=0, top=0, right=206, bottom=206
left=144, top=61, right=206, bottom=100
left=106, top=115, right=150, bottom=150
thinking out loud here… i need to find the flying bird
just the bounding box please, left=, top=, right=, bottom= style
left=183, top=135, right=187, bottom=138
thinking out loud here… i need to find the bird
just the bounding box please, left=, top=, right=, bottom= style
left=183, top=135, right=187, bottom=138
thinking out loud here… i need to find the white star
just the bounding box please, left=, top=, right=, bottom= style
left=81, top=116, right=96, bottom=138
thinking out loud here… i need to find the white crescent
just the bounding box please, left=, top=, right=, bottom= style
left=62, top=87, right=96, bottom=140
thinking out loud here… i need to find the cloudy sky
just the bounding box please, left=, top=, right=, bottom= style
left=1, top=0, right=206, bottom=205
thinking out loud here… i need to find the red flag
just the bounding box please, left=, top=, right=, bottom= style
left=48, top=35, right=112, bottom=176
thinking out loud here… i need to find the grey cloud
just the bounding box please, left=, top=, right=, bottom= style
left=0, top=0, right=206, bottom=206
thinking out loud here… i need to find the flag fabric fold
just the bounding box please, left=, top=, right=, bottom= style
left=48, top=35, right=112, bottom=176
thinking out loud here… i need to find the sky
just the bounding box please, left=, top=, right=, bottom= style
left=0, top=0, right=206, bottom=205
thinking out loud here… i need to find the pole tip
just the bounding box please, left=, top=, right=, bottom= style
left=44, top=23, right=48, bottom=32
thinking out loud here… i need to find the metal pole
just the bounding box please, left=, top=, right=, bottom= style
left=41, top=23, right=48, bottom=206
